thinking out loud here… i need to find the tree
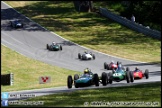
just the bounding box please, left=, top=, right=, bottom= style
left=73, top=1, right=93, bottom=12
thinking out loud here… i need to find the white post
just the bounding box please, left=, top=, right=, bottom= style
left=10, top=73, right=14, bottom=86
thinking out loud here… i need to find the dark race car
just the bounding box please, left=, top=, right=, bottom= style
left=132, top=68, right=149, bottom=79
left=104, top=61, right=120, bottom=70
left=10, top=19, right=23, bottom=28
left=67, top=69, right=99, bottom=88
left=46, top=42, right=62, bottom=51
left=101, top=65, right=134, bottom=86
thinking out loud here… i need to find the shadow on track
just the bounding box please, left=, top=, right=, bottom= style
left=123, top=61, right=161, bottom=67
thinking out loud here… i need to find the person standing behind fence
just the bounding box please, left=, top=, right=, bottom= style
left=131, top=14, right=135, bottom=22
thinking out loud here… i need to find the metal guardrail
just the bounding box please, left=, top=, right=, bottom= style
left=99, top=7, right=161, bottom=40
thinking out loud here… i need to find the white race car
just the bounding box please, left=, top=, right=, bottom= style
left=78, top=52, right=95, bottom=60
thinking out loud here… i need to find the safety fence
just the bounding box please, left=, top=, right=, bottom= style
left=99, top=7, right=161, bottom=40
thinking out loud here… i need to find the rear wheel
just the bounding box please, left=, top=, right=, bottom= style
left=78, top=53, right=81, bottom=59
left=101, top=72, right=107, bottom=86
left=117, top=61, right=119, bottom=66
left=21, top=23, right=23, bottom=28
left=104, top=62, right=107, bottom=69
left=92, top=54, right=95, bottom=60
left=126, top=67, right=130, bottom=71
left=47, top=44, right=49, bottom=50
left=126, top=71, right=130, bottom=83
left=10, top=21, right=12, bottom=27
left=60, top=45, right=62, bottom=50
left=144, top=69, right=149, bottom=79
left=129, top=71, right=134, bottom=82
left=93, top=74, right=99, bottom=86
left=67, top=75, right=73, bottom=88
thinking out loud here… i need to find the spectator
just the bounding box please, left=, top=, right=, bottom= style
left=131, top=14, right=135, bottom=22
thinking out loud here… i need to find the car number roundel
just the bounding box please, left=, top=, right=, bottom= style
left=113, top=73, right=119, bottom=76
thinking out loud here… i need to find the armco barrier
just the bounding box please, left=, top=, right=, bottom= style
left=99, top=7, right=161, bottom=40
left=1, top=73, right=14, bottom=86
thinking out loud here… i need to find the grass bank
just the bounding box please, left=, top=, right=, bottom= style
left=11, top=82, right=161, bottom=107
left=4, top=1, right=161, bottom=63
left=1, top=45, right=80, bottom=92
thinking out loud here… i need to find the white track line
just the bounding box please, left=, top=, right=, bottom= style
left=2, top=1, right=147, bottom=63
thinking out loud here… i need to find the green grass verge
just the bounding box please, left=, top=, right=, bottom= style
left=4, top=1, right=161, bottom=63
left=10, top=82, right=161, bottom=107
left=1, top=45, right=80, bottom=92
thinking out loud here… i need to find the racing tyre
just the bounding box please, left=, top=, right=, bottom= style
left=101, top=72, right=107, bottom=86
left=129, top=71, right=134, bottom=82
left=126, top=67, right=130, bottom=71
left=106, top=73, right=109, bottom=84
left=107, top=65, right=110, bottom=70
left=74, top=74, right=79, bottom=80
left=126, top=71, right=130, bottom=83
left=92, top=54, right=95, bottom=60
left=117, top=61, right=119, bottom=66
left=67, top=75, right=73, bottom=88
left=47, top=44, right=49, bottom=50
left=21, top=24, right=23, bottom=28
left=104, top=62, right=107, bottom=69
left=93, top=74, right=99, bottom=86
left=74, top=74, right=79, bottom=88
left=60, top=45, right=62, bottom=50
left=144, top=69, right=149, bottom=79
left=10, top=21, right=12, bottom=27
left=78, top=53, right=81, bottom=59
left=108, top=72, right=113, bottom=84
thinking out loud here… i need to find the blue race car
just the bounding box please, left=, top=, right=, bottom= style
left=67, top=72, right=99, bottom=88
left=10, top=19, right=23, bottom=28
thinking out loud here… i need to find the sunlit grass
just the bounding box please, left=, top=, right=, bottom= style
left=11, top=82, right=161, bottom=107
left=1, top=45, right=80, bottom=92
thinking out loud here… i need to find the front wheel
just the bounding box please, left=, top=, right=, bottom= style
left=144, top=69, right=149, bottom=79
left=60, top=45, right=62, bottom=50
left=101, top=72, right=107, bottom=86
left=67, top=75, right=73, bottom=88
left=93, top=74, right=99, bottom=86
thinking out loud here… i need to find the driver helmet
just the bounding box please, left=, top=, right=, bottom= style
left=84, top=68, right=89, bottom=74
left=111, top=60, right=114, bottom=64
left=118, top=64, right=122, bottom=68
left=135, top=67, right=139, bottom=70
left=84, top=50, right=88, bottom=54
left=52, top=42, right=56, bottom=45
